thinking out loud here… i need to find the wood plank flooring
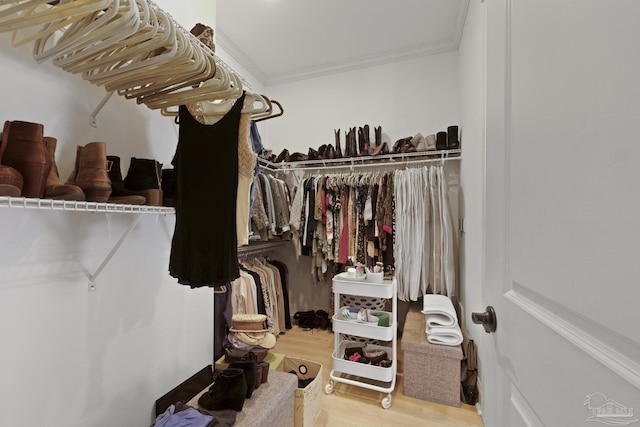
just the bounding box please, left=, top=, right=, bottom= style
left=272, top=326, right=484, bottom=427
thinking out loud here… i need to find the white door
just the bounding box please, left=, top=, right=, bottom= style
left=479, top=1, right=640, bottom=426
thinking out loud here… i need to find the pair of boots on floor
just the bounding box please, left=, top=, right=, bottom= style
left=0, top=120, right=162, bottom=205
left=198, top=352, right=270, bottom=412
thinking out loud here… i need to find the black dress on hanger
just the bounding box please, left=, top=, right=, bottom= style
left=169, top=92, right=246, bottom=287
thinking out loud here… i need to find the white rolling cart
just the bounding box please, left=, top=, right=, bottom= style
left=324, top=273, right=397, bottom=409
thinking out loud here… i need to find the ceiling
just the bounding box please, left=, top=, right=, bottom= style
left=216, top=0, right=470, bottom=87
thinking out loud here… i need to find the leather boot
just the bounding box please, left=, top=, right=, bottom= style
left=106, top=156, right=146, bottom=205
left=258, top=361, right=269, bottom=383
left=360, top=125, right=371, bottom=155
left=352, top=127, right=359, bottom=156
left=343, top=130, right=351, bottom=157
left=123, top=157, right=163, bottom=206
left=375, top=126, right=382, bottom=147
left=334, top=129, right=342, bottom=158
left=1, top=120, right=52, bottom=198
left=198, top=368, right=247, bottom=412
left=228, top=360, right=258, bottom=399
left=66, top=142, right=112, bottom=202
left=436, top=131, right=448, bottom=150
left=161, top=168, right=176, bottom=207
left=0, top=165, right=23, bottom=196
left=348, top=127, right=357, bottom=157
left=447, top=125, right=460, bottom=149
left=43, top=137, right=85, bottom=201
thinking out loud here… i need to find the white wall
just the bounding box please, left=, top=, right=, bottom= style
left=261, top=51, right=461, bottom=155
left=0, top=2, right=233, bottom=426
left=258, top=52, right=461, bottom=314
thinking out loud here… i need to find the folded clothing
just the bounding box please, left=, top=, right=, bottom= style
left=421, top=294, right=458, bottom=327
left=425, top=324, right=463, bottom=346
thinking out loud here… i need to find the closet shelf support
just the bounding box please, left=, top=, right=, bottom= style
left=90, top=90, right=115, bottom=128
left=86, top=213, right=143, bottom=292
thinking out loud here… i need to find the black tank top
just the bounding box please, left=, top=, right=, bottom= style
left=169, top=92, right=246, bottom=287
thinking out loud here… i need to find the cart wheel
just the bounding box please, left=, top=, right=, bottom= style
left=381, top=395, right=392, bottom=409
left=325, top=382, right=334, bottom=395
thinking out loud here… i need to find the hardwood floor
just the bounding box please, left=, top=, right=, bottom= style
left=272, top=326, right=484, bottom=427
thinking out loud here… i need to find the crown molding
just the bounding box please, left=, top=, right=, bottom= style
left=265, top=41, right=458, bottom=87
left=217, top=0, right=470, bottom=88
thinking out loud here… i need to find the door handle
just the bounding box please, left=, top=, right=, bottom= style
left=472, top=306, right=497, bottom=333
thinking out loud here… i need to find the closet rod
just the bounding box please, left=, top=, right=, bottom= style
left=258, top=150, right=461, bottom=173
left=237, top=240, right=289, bottom=260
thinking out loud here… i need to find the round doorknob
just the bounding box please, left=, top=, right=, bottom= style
left=472, top=306, right=497, bottom=333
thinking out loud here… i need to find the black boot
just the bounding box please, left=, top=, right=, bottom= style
left=334, top=129, right=342, bottom=158
left=161, top=168, right=176, bottom=207
left=228, top=360, right=258, bottom=399
left=348, top=128, right=357, bottom=157
left=317, top=144, right=327, bottom=159
left=198, top=368, right=247, bottom=412
left=447, top=125, right=460, bottom=149
left=360, top=125, right=371, bottom=155
left=436, top=131, right=448, bottom=150
left=106, top=156, right=146, bottom=205
left=123, top=157, right=163, bottom=206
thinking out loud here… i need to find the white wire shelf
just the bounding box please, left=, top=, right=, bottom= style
left=0, top=196, right=175, bottom=214
left=258, top=149, right=462, bottom=172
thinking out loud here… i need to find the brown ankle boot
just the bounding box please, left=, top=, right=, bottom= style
left=1, top=120, right=52, bottom=198
left=43, top=137, right=85, bottom=201
left=66, top=142, right=111, bottom=202
left=0, top=165, right=23, bottom=196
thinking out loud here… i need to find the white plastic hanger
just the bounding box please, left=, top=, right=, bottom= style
left=31, top=0, right=124, bottom=63
left=51, top=0, right=141, bottom=68
left=0, top=0, right=110, bottom=34
left=60, top=0, right=158, bottom=75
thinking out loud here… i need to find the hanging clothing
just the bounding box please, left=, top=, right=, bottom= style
left=169, top=92, right=246, bottom=287
left=237, top=110, right=257, bottom=246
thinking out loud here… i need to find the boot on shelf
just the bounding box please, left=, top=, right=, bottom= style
left=106, top=155, right=146, bottom=205
left=161, top=168, right=176, bottom=207
left=447, top=125, right=460, bottom=149
left=42, top=137, right=85, bottom=201
left=123, top=157, right=163, bottom=206
left=66, top=142, right=112, bottom=202
left=360, top=124, right=371, bottom=155
left=1, top=120, right=52, bottom=198
left=334, top=129, right=342, bottom=158
left=436, top=131, right=448, bottom=150
left=425, top=134, right=437, bottom=151
left=0, top=165, right=23, bottom=197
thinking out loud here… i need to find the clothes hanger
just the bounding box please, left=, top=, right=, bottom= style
left=101, top=22, right=192, bottom=94
left=249, top=95, right=273, bottom=120
left=118, top=29, right=214, bottom=101
left=146, top=66, right=242, bottom=110
left=131, top=43, right=215, bottom=101
left=82, top=8, right=178, bottom=87
left=10, top=2, right=95, bottom=48
left=34, top=0, right=121, bottom=63
left=61, top=0, right=159, bottom=75
left=253, top=99, right=284, bottom=122
left=0, top=0, right=111, bottom=34
left=51, top=0, right=141, bottom=69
